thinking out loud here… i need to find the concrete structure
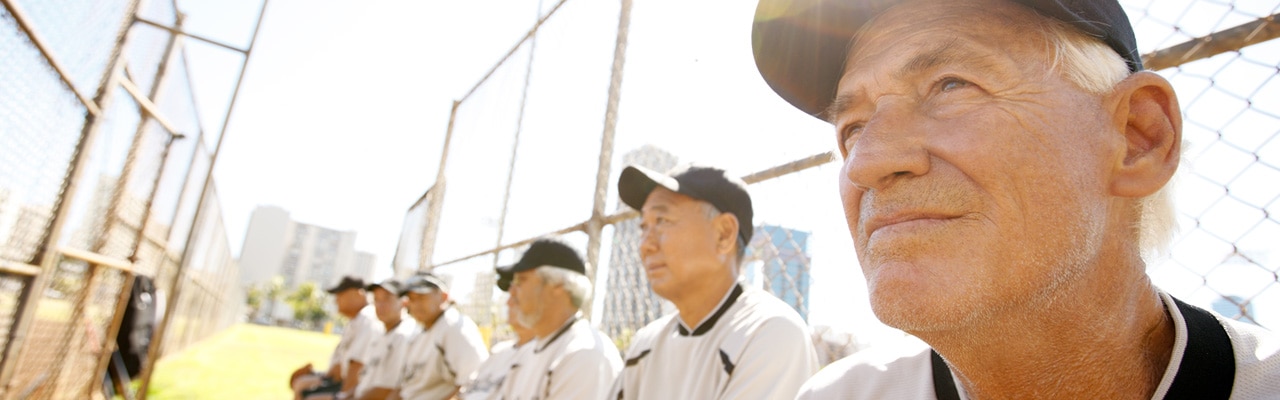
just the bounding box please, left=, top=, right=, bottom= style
left=238, top=205, right=374, bottom=290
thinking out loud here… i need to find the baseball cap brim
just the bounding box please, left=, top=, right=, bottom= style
left=751, top=0, right=1143, bottom=120
left=364, top=280, right=400, bottom=295
left=618, top=165, right=682, bottom=212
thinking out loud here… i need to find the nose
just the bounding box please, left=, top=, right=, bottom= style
left=639, top=223, right=658, bottom=259
left=843, top=97, right=930, bottom=191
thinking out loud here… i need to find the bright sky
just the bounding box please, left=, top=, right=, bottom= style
left=170, top=0, right=1279, bottom=345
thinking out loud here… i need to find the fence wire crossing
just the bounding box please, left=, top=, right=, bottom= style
left=397, top=0, right=1280, bottom=364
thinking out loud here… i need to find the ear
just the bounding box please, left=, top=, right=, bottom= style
left=1106, top=71, right=1182, bottom=198
left=714, top=212, right=740, bottom=257
left=439, top=292, right=450, bottom=303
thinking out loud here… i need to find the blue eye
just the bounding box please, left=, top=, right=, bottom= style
left=938, top=77, right=971, bottom=92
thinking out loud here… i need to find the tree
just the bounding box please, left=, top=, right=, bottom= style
left=264, top=276, right=286, bottom=323
left=245, top=284, right=264, bottom=319
left=286, top=282, right=330, bottom=329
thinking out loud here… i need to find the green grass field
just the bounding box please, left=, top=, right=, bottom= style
left=146, top=324, right=339, bottom=400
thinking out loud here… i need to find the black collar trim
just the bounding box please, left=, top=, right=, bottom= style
left=676, top=284, right=743, bottom=337
left=535, top=316, right=578, bottom=353
left=930, top=296, right=1236, bottom=400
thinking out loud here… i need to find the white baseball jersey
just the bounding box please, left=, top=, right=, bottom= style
left=460, top=340, right=524, bottom=400
left=498, top=316, right=622, bottom=400
left=797, top=290, right=1280, bottom=399
left=353, top=316, right=420, bottom=398
left=611, top=283, right=820, bottom=400
left=399, top=307, right=489, bottom=400
left=330, top=305, right=381, bottom=378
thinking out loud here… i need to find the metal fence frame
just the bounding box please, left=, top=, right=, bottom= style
left=0, top=0, right=265, bottom=398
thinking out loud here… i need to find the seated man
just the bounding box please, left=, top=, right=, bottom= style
left=496, top=239, right=622, bottom=399
left=611, top=164, right=819, bottom=399
left=291, top=276, right=381, bottom=400
left=749, top=0, right=1280, bottom=398
left=393, top=273, right=488, bottom=400
left=459, top=269, right=535, bottom=400
left=351, top=279, right=419, bottom=400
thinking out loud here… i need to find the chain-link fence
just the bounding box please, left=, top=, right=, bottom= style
left=0, top=0, right=257, bottom=398
left=396, top=0, right=1280, bottom=363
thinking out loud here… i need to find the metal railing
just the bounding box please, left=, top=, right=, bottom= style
left=0, top=0, right=261, bottom=397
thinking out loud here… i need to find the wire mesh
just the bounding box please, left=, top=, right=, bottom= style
left=0, top=274, right=26, bottom=358
left=0, top=8, right=90, bottom=265
left=9, top=258, right=88, bottom=399
left=9, top=0, right=133, bottom=98
left=54, top=266, right=126, bottom=397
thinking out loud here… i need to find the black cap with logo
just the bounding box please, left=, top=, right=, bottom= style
left=325, top=276, right=366, bottom=294
left=751, top=0, right=1142, bottom=119
left=497, top=238, right=587, bottom=278
left=618, top=164, right=754, bottom=245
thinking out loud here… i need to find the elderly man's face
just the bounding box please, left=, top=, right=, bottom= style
left=832, top=0, right=1117, bottom=332
left=404, top=290, right=446, bottom=325
left=371, top=287, right=403, bottom=324
left=639, top=188, right=728, bottom=302
left=507, top=269, right=548, bottom=329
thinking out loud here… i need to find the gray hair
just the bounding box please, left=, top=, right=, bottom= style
left=535, top=266, right=592, bottom=309
left=698, top=202, right=748, bottom=269
left=1038, top=16, right=1179, bottom=258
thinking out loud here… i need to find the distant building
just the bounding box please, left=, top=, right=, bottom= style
left=600, top=145, right=679, bottom=340
left=238, top=205, right=374, bottom=290
left=743, top=224, right=812, bottom=321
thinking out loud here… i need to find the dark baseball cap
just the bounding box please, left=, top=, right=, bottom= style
left=618, top=164, right=754, bottom=245
left=325, top=276, right=365, bottom=294
left=751, top=0, right=1143, bottom=119
left=400, top=273, right=448, bottom=296
left=364, top=279, right=403, bottom=295
left=497, top=238, right=587, bottom=277
left=495, top=268, right=514, bottom=292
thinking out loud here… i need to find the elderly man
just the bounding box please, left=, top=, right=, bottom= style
left=352, top=279, right=419, bottom=400
left=751, top=0, right=1280, bottom=398
left=496, top=238, right=622, bottom=399
left=459, top=269, right=536, bottom=400
left=292, top=276, right=381, bottom=400
left=610, top=164, right=819, bottom=399
left=392, top=273, right=488, bottom=400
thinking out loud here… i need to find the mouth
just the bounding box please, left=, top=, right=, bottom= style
left=643, top=261, right=666, bottom=275
left=865, top=212, right=960, bottom=238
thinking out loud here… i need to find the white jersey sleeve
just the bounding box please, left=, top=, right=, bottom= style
left=721, top=317, right=819, bottom=400
left=445, top=317, right=490, bottom=387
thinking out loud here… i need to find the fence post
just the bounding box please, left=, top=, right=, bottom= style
left=583, top=0, right=633, bottom=320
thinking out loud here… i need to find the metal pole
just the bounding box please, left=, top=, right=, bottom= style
left=421, top=102, right=460, bottom=271
left=582, top=0, right=633, bottom=321
left=0, top=0, right=142, bottom=395
left=1143, top=14, right=1280, bottom=71
left=0, top=0, right=103, bottom=115
left=135, top=0, right=270, bottom=397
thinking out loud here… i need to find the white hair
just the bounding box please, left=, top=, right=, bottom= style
left=536, top=266, right=592, bottom=309
left=1038, top=17, right=1179, bottom=258
left=698, top=202, right=749, bottom=268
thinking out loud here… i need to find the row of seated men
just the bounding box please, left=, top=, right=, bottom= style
left=290, top=164, right=823, bottom=400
